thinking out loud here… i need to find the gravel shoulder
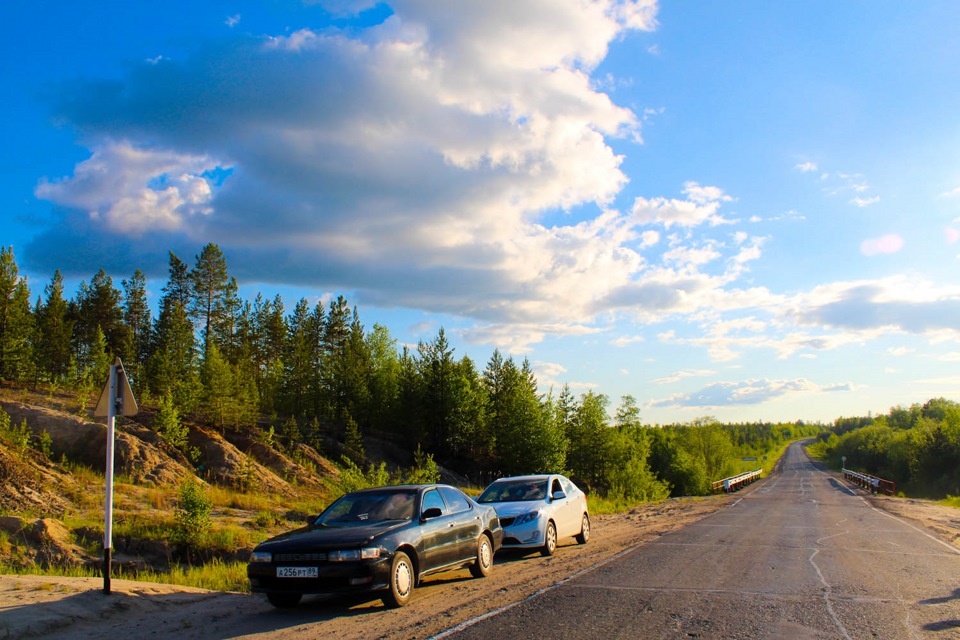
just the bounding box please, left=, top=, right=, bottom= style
left=3, top=483, right=959, bottom=640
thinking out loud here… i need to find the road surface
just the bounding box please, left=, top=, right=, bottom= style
left=439, top=442, right=960, bottom=639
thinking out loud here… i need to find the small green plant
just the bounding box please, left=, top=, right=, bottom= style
left=0, top=410, right=31, bottom=454
left=173, top=480, right=212, bottom=548
left=36, top=430, right=53, bottom=459
left=252, top=511, right=274, bottom=528
left=404, top=444, right=440, bottom=484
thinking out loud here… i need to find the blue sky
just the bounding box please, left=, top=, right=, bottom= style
left=3, top=1, right=960, bottom=425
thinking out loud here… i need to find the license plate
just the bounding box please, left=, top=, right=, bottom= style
left=277, top=566, right=318, bottom=578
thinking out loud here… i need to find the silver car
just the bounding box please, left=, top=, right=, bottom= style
left=476, top=474, right=590, bottom=556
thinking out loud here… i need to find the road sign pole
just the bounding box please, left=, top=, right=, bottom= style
left=93, top=357, right=138, bottom=596
left=103, top=363, right=117, bottom=595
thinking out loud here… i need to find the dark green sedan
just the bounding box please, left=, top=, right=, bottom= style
left=247, top=484, right=504, bottom=608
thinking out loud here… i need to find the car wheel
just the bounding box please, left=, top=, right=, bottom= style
left=266, top=592, right=302, bottom=608
left=540, top=520, right=558, bottom=557
left=575, top=513, right=590, bottom=544
left=382, top=551, right=415, bottom=608
left=470, top=534, right=494, bottom=578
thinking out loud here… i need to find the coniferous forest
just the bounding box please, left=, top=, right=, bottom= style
left=0, top=244, right=823, bottom=500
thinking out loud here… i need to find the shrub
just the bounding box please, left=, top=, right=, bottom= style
left=173, top=480, right=212, bottom=548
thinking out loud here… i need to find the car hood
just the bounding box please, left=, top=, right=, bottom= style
left=483, top=501, right=548, bottom=517
left=255, top=521, right=407, bottom=551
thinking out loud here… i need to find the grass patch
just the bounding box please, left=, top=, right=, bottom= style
left=939, top=496, right=960, bottom=509
left=587, top=494, right=660, bottom=516
left=206, top=486, right=275, bottom=512
left=0, top=559, right=251, bottom=593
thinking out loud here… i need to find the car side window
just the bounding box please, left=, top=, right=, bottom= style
left=561, top=478, right=576, bottom=495
left=421, top=489, right=445, bottom=516
left=439, top=487, right=471, bottom=514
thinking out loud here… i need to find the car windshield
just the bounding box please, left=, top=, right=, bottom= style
left=477, top=479, right=547, bottom=503
left=316, top=489, right=417, bottom=527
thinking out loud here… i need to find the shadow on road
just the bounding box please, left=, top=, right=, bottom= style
left=923, top=620, right=960, bottom=631
left=918, top=587, right=960, bottom=632
left=919, top=587, right=960, bottom=606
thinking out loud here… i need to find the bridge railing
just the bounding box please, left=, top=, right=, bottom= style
left=711, top=468, right=763, bottom=493
left=842, top=468, right=895, bottom=496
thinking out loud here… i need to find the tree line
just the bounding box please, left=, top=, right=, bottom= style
left=810, top=397, right=960, bottom=498
left=0, top=244, right=819, bottom=499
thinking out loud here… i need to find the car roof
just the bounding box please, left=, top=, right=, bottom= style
left=490, top=474, right=555, bottom=483
left=348, top=483, right=455, bottom=494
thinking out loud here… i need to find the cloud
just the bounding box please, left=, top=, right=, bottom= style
left=225, top=14, right=240, bottom=27
left=851, top=195, right=880, bottom=208
left=631, top=182, right=734, bottom=228
left=946, top=227, right=960, bottom=244
left=785, top=276, right=960, bottom=336
left=31, top=3, right=666, bottom=329
left=650, top=378, right=850, bottom=408
left=460, top=323, right=602, bottom=354
left=30, top=3, right=787, bottom=354
left=652, top=369, right=716, bottom=384
left=611, top=335, right=644, bottom=347
left=799, top=163, right=879, bottom=207
left=35, top=142, right=222, bottom=236
left=860, top=234, right=904, bottom=256
left=887, top=346, right=914, bottom=356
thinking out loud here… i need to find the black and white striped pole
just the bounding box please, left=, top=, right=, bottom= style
left=93, top=358, right=138, bottom=595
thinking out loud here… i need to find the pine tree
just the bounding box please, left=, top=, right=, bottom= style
left=343, top=414, right=366, bottom=466
left=154, top=391, right=188, bottom=450
left=0, top=248, right=34, bottom=382
left=343, top=309, right=371, bottom=426
left=566, top=391, right=610, bottom=491
left=212, top=277, right=242, bottom=362
left=189, top=243, right=229, bottom=352
left=283, top=298, right=314, bottom=417
left=122, top=269, right=151, bottom=390
left=162, top=252, right=191, bottom=310
left=150, top=297, right=201, bottom=411
left=321, top=295, right=351, bottom=423
left=200, top=341, right=234, bottom=432
left=71, top=271, right=124, bottom=386
left=418, top=328, right=451, bottom=451
left=35, top=271, right=73, bottom=383
left=366, top=323, right=400, bottom=432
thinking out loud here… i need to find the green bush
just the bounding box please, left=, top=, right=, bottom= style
left=173, top=480, right=212, bottom=548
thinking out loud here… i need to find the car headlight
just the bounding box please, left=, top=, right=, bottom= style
left=250, top=551, right=272, bottom=563
left=513, top=510, right=541, bottom=526
left=328, top=548, right=381, bottom=562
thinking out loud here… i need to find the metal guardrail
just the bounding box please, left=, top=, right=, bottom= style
left=712, top=468, right=763, bottom=493
left=842, top=468, right=895, bottom=496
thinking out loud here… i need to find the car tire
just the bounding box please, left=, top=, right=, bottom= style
left=470, top=534, right=494, bottom=578
left=575, top=513, right=590, bottom=544
left=540, top=520, right=558, bottom=557
left=382, top=551, right=415, bottom=608
left=266, top=592, right=302, bottom=608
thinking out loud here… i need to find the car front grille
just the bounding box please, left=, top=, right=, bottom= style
left=274, top=552, right=328, bottom=562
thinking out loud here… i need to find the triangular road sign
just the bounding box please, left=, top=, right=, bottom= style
left=94, top=358, right=139, bottom=418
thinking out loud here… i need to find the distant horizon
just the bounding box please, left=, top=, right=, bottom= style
left=4, top=1, right=960, bottom=425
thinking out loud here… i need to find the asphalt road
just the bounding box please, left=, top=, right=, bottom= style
left=435, top=442, right=960, bottom=639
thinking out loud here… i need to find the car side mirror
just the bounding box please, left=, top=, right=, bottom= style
left=421, top=507, right=443, bottom=520
left=551, top=490, right=566, bottom=501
